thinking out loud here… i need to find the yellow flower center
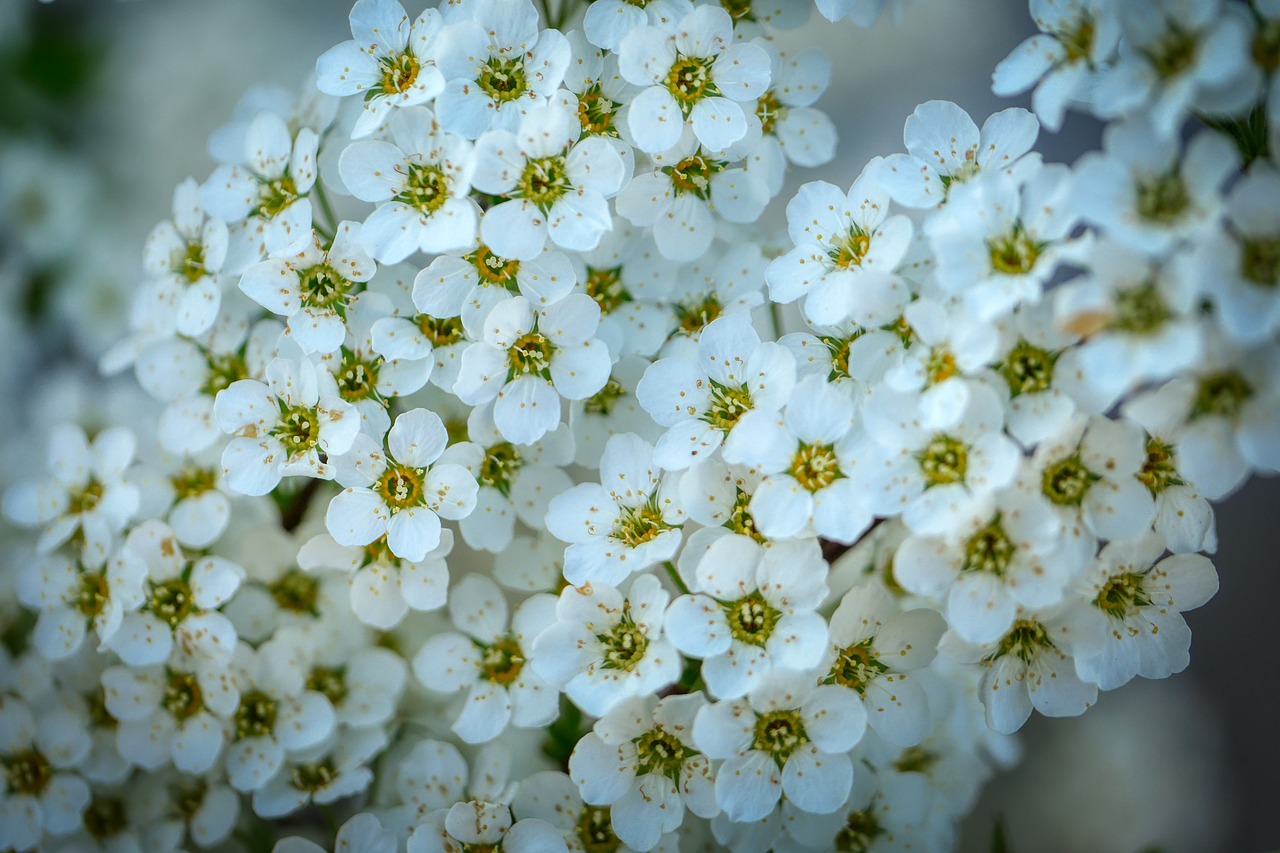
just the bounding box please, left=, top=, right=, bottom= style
left=665, top=56, right=716, bottom=111
left=379, top=52, right=421, bottom=94
left=752, top=709, right=807, bottom=764
left=791, top=443, right=842, bottom=492
left=376, top=464, right=426, bottom=511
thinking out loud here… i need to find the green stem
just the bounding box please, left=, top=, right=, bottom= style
left=313, top=179, right=340, bottom=235
left=769, top=300, right=783, bottom=340
left=662, top=560, right=690, bottom=595
left=319, top=803, right=340, bottom=836
left=275, top=477, right=324, bottom=532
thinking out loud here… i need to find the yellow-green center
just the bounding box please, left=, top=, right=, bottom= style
left=1041, top=454, right=1097, bottom=506
left=962, top=516, right=1015, bottom=576
left=234, top=690, right=278, bottom=740
left=918, top=434, right=968, bottom=487
left=376, top=464, right=426, bottom=511
left=725, top=593, right=780, bottom=647
left=752, top=709, right=807, bottom=765
left=791, top=443, right=842, bottom=493
left=478, top=56, right=528, bottom=103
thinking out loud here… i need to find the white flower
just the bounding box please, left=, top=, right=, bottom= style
left=1071, top=120, right=1235, bottom=256
left=516, top=769, right=680, bottom=853
left=731, top=375, right=873, bottom=543
left=569, top=357, right=666, bottom=468
left=665, top=536, right=828, bottom=699
left=576, top=238, right=678, bottom=360
left=532, top=573, right=679, bottom=716
left=320, top=291, right=433, bottom=440
left=878, top=297, right=1001, bottom=397
left=14, top=548, right=146, bottom=661
left=1121, top=388, right=1220, bottom=551
left=693, top=670, right=864, bottom=821
left=223, top=643, right=337, bottom=792
left=238, top=221, right=377, bottom=355
left=677, top=459, right=766, bottom=541
left=1017, top=415, right=1156, bottom=543
left=262, top=624, right=409, bottom=729
left=780, top=319, right=900, bottom=388
left=201, top=111, right=318, bottom=258
left=637, top=312, right=795, bottom=470
left=274, top=812, right=397, bottom=853
left=568, top=693, right=716, bottom=851
left=326, top=407, right=478, bottom=562
left=141, top=177, right=229, bottom=337
left=1091, top=0, right=1252, bottom=137
left=432, top=0, right=571, bottom=139
left=0, top=696, right=91, bottom=850
left=412, top=574, right=559, bottom=744
left=619, top=5, right=770, bottom=153
left=216, top=524, right=344, bottom=644
left=817, top=584, right=944, bottom=747
left=416, top=245, right=578, bottom=332
left=1065, top=534, right=1218, bottom=691
left=407, top=801, right=568, bottom=853
left=438, top=404, right=574, bottom=553
left=924, top=165, right=1080, bottom=321
left=390, top=739, right=469, bottom=827
left=559, top=31, right=639, bottom=175
left=893, top=488, right=1078, bottom=644
left=100, top=650, right=238, bottom=775
left=879, top=101, right=1041, bottom=209
left=746, top=45, right=836, bottom=196
left=338, top=106, right=479, bottom=263
left=473, top=101, right=625, bottom=260
left=545, top=433, right=685, bottom=587
left=454, top=294, right=611, bottom=445
left=1052, top=241, right=1203, bottom=414
left=657, top=243, right=768, bottom=352
left=297, top=529, right=452, bottom=630
left=209, top=80, right=338, bottom=165
left=765, top=168, right=911, bottom=328
left=584, top=0, right=692, bottom=50
left=107, top=519, right=243, bottom=667
left=616, top=131, right=768, bottom=262
left=1192, top=163, right=1280, bottom=344
left=861, top=379, right=1021, bottom=536
left=3, top=424, right=139, bottom=567
left=129, top=445, right=233, bottom=550
left=252, top=727, right=388, bottom=818
left=777, top=763, right=934, bottom=853
left=137, top=314, right=283, bottom=456
left=369, top=263, right=476, bottom=393
left=133, top=771, right=240, bottom=850
left=1144, top=334, right=1280, bottom=494
left=214, top=357, right=361, bottom=496
left=992, top=0, right=1122, bottom=131
left=941, top=606, right=1099, bottom=734
left=990, top=301, right=1079, bottom=449
left=315, top=0, right=447, bottom=138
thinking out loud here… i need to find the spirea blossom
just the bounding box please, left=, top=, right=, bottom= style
left=3, top=0, right=1271, bottom=849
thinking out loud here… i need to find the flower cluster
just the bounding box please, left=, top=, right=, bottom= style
left=1, top=0, right=1271, bottom=851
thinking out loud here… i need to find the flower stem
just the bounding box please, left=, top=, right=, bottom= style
left=313, top=178, right=340, bottom=235
left=662, top=560, right=690, bottom=595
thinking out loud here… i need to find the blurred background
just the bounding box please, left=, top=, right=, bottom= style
left=0, top=0, right=1275, bottom=850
